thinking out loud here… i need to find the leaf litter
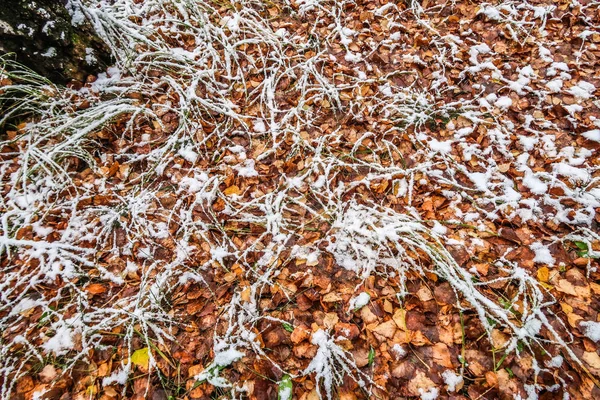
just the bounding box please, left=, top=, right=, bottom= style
left=1, top=0, right=600, bottom=399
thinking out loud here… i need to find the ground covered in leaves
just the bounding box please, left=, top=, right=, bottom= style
left=2, top=0, right=600, bottom=399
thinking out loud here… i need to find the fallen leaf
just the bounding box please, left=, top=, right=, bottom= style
left=537, top=267, right=549, bottom=282
left=372, top=320, right=397, bottom=339
left=131, top=347, right=150, bottom=370
left=432, top=343, right=453, bottom=368
left=583, top=351, right=600, bottom=369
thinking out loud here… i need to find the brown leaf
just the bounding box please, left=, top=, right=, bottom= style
left=291, top=325, right=311, bottom=344
left=322, top=292, right=342, bottom=302
left=432, top=343, right=453, bottom=368
left=323, top=313, right=339, bottom=329
left=555, top=279, right=590, bottom=297
left=360, top=306, right=378, bottom=324
left=39, top=365, right=57, bottom=383
left=407, top=370, right=436, bottom=397
left=372, top=320, right=397, bottom=339
left=583, top=351, right=600, bottom=370
left=86, top=283, right=107, bottom=295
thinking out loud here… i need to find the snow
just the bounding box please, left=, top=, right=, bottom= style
left=235, top=159, right=258, bottom=177
left=547, top=62, right=569, bottom=77
left=279, top=386, right=292, bottom=400
left=178, top=147, right=198, bottom=163
left=431, top=221, right=447, bottom=235
left=547, top=355, right=563, bottom=368
left=545, top=79, right=563, bottom=93
left=553, top=163, right=590, bottom=183
left=442, top=370, right=463, bottom=392
left=429, top=139, right=452, bottom=154
left=85, top=48, right=97, bottom=65
left=41, top=21, right=55, bottom=34
left=580, top=321, right=600, bottom=342
left=102, top=367, right=131, bottom=386
left=349, top=292, right=370, bottom=311
left=568, top=81, right=596, bottom=99
left=0, top=20, right=16, bottom=35
left=4, top=0, right=600, bottom=395
left=494, top=96, right=513, bottom=109
left=214, top=347, right=244, bottom=367
left=9, top=298, right=40, bottom=316
left=66, top=0, right=86, bottom=26
left=522, top=172, right=548, bottom=194
left=180, top=174, right=208, bottom=192
left=253, top=120, right=266, bottom=133
left=41, top=48, right=57, bottom=58
left=468, top=172, right=489, bottom=192
left=530, top=242, right=555, bottom=265
left=582, top=129, right=600, bottom=142
left=344, top=51, right=362, bottom=63
left=419, top=387, right=439, bottom=400
left=391, top=344, right=406, bottom=357
left=303, top=330, right=369, bottom=400
left=479, top=5, right=502, bottom=20
left=42, top=324, right=76, bottom=356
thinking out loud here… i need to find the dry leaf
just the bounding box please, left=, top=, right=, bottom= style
left=372, top=320, right=397, bottom=339
left=432, top=343, right=453, bottom=368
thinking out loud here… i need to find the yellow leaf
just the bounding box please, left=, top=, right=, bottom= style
left=131, top=347, right=150, bottom=370
left=560, top=302, right=573, bottom=314
left=537, top=267, right=549, bottom=282
left=567, top=313, right=583, bottom=328
left=393, top=309, right=407, bottom=331
left=223, top=185, right=241, bottom=196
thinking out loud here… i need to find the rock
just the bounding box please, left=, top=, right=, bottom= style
left=0, top=0, right=112, bottom=83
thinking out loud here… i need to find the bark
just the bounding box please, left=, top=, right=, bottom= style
left=0, top=0, right=111, bottom=84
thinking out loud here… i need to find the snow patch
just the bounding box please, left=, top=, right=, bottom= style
left=442, top=370, right=463, bottom=392
left=530, top=242, right=555, bottom=265
left=580, top=321, right=600, bottom=342
left=349, top=292, right=370, bottom=311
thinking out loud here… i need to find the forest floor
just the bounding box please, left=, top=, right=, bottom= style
left=1, top=0, right=600, bottom=399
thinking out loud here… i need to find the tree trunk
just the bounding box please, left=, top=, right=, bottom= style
left=0, top=0, right=111, bottom=84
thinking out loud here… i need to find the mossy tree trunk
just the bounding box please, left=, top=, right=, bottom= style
left=0, top=0, right=111, bottom=84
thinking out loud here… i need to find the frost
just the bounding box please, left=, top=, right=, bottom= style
left=303, top=330, right=372, bottom=400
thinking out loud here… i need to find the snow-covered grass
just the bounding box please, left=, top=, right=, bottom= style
left=1, top=0, right=599, bottom=398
